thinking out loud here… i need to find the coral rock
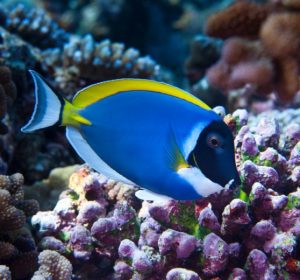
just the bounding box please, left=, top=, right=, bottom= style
left=158, top=229, right=199, bottom=258
left=113, top=261, right=133, bottom=279
left=260, top=12, right=300, bottom=59
left=0, top=241, right=17, bottom=261
left=198, top=205, right=221, bottom=232
left=166, top=268, right=201, bottom=280
left=245, top=249, right=276, bottom=280
left=228, top=268, right=247, bottom=280
left=118, top=239, right=162, bottom=275
left=250, top=220, right=276, bottom=242
left=221, top=199, right=251, bottom=236
left=249, top=182, right=288, bottom=220
left=69, top=225, right=93, bottom=260
left=202, top=233, right=229, bottom=277
left=240, top=160, right=279, bottom=190
left=138, top=217, right=162, bottom=248
left=39, top=236, right=67, bottom=254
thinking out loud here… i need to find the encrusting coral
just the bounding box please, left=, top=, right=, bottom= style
left=30, top=107, right=300, bottom=279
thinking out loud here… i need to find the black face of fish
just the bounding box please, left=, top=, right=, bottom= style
left=187, top=120, right=241, bottom=189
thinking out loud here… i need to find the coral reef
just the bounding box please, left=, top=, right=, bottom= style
left=31, top=166, right=139, bottom=278
left=0, top=1, right=298, bottom=279
left=29, top=107, right=300, bottom=279
left=0, top=3, right=162, bottom=183
left=0, top=173, right=39, bottom=279
left=2, top=4, right=70, bottom=49
left=205, top=1, right=269, bottom=39
left=202, top=0, right=300, bottom=105
left=185, top=35, right=223, bottom=84
left=24, top=165, right=79, bottom=210
left=41, top=34, right=160, bottom=96
left=32, top=250, right=72, bottom=280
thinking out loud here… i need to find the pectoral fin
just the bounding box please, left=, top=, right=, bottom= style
left=164, top=126, right=190, bottom=171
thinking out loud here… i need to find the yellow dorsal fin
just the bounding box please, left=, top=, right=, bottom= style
left=62, top=99, right=91, bottom=127
left=72, top=79, right=211, bottom=110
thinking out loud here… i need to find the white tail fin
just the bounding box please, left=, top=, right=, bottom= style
left=21, top=70, right=62, bottom=133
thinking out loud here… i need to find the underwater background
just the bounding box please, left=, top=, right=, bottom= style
left=0, top=0, right=299, bottom=279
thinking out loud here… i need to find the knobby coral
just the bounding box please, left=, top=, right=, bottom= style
left=31, top=250, right=72, bottom=280
left=205, top=1, right=269, bottom=39
left=41, top=34, right=160, bottom=96
left=0, top=173, right=39, bottom=279
left=31, top=166, right=139, bottom=278
left=30, top=107, right=300, bottom=279
left=197, top=0, right=300, bottom=106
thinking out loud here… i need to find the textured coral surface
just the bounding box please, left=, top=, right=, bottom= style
left=28, top=108, right=300, bottom=279
left=0, top=1, right=299, bottom=279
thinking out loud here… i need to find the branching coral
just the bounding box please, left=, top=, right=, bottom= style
left=41, top=34, right=160, bottom=95
left=27, top=107, right=299, bottom=279
left=31, top=166, right=139, bottom=278
left=205, top=1, right=269, bottom=39
left=2, top=4, right=70, bottom=49
left=0, top=173, right=39, bottom=279
left=31, top=250, right=72, bottom=280
left=195, top=0, right=300, bottom=106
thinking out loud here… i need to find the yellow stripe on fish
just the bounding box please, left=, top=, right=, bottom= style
left=61, top=100, right=91, bottom=127
left=72, top=79, right=211, bottom=110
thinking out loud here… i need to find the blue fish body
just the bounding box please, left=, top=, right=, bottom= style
left=80, top=90, right=220, bottom=199
left=22, top=71, right=240, bottom=201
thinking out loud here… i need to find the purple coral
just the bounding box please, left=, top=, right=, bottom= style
left=245, top=249, right=276, bottom=280
left=198, top=205, right=221, bottom=232
left=24, top=108, right=300, bottom=279
left=240, top=160, right=279, bottom=190
left=249, top=182, right=288, bottom=220
left=166, top=268, right=201, bottom=280
left=91, top=201, right=136, bottom=244
left=158, top=229, right=199, bottom=258
left=118, top=239, right=162, bottom=274
left=202, top=233, right=229, bottom=277
left=221, top=199, right=251, bottom=237
left=69, top=225, right=93, bottom=260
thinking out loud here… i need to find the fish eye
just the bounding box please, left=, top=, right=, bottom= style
left=206, top=133, right=223, bottom=149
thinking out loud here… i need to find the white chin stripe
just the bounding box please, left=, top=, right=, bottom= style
left=177, top=167, right=223, bottom=197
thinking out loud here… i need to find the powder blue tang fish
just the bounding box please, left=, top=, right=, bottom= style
left=22, top=71, right=240, bottom=201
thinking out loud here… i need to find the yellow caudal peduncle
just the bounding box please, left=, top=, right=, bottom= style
left=61, top=99, right=91, bottom=127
